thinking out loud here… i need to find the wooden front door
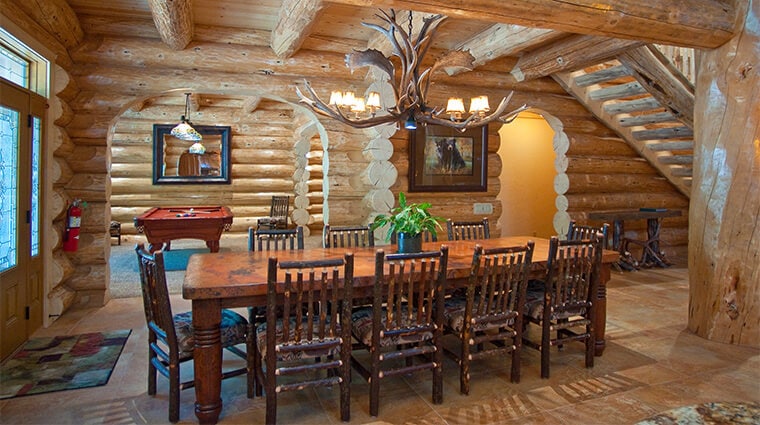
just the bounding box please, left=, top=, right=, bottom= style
left=0, top=80, right=45, bottom=361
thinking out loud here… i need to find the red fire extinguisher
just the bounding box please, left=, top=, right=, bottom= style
left=63, top=199, right=83, bottom=252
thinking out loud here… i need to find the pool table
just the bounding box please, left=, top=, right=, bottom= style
left=133, top=206, right=233, bottom=253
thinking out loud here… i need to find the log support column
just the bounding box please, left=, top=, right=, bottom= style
left=688, top=0, right=759, bottom=347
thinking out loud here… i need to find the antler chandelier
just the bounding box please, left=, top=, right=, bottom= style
left=296, top=9, right=527, bottom=131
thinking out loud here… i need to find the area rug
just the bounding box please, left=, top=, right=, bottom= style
left=123, top=247, right=226, bottom=272
left=0, top=329, right=131, bottom=399
left=636, top=401, right=760, bottom=424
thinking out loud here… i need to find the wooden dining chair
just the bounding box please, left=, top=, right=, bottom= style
left=257, top=195, right=291, bottom=230
left=135, top=244, right=254, bottom=423
left=323, top=224, right=375, bottom=248
left=257, top=253, right=354, bottom=424
left=248, top=226, right=304, bottom=251
left=443, top=241, right=534, bottom=394
left=350, top=246, right=449, bottom=417
left=447, top=218, right=490, bottom=241
left=523, top=234, right=603, bottom=378
left=247, top=226, right=306, bottom=346
left=567, top=220, right=610, bottom=249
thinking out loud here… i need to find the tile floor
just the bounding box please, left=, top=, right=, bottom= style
left=2, top=260, right=759, bottom=424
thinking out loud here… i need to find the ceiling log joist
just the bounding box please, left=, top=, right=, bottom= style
left=327, top=0, right=737, bottom=49
left=147, top=0, right=194, bottom=50
left=0, top=0, right=74, bottom=67
left=445, top=25, right=563, bottom=75
left=511, top=34, right=643, bottom=81
left=271, top=0, right=326, bottom=58
left=11, top=0, right=83, bottom=49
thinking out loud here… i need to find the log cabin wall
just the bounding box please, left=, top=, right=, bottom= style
left=3, top=8, right=689, bottom=318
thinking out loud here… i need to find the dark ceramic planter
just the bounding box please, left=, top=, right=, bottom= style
left=396, top=232, right=422, bottom=253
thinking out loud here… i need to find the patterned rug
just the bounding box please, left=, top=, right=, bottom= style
left=637, top=402, right=760, bottom=424
left=0, top=330, right=131, bottom=399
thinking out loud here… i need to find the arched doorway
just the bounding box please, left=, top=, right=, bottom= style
left=497, top=110, right=570, bottom=238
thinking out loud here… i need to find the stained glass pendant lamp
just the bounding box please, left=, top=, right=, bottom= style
left=171, top=93, right=203, bottom=142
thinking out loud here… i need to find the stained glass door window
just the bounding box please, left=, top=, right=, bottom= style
left=0, top=105, right=19, bottom=272
left=30, top=116, right=40, bottom=257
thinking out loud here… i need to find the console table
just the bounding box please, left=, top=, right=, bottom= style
left=589, top=209, right=681, bottom=268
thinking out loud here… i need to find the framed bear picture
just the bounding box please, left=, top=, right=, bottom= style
left=408, top=124, right=488, bottom=192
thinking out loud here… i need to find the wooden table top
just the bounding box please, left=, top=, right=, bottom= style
left=183, top=236, right=620, bottom=300
left=588, top=209, right=682, bottom=221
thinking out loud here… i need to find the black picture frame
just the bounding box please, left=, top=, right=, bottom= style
left=409, top=125, right=488, bottom=192
left=152, top=124, right=232, bottom=185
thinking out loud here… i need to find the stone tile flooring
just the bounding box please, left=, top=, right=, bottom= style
left=2, top=261, right=759, bottom=424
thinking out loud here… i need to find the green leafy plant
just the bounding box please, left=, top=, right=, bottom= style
left=371, top=192, right=444, bottom=241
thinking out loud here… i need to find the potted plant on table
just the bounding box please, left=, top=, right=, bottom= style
left=371, top=192, right=444, bottom=253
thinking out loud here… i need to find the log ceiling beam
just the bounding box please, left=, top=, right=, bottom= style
left=443, top=24, right=564, bottom=76
left=618, top=45, right=695, bottom=129
left=0, top=0, right=73, bottom=66
left=11, top=0, right=84, bottom=49
left=327, top=0, right=737, bottom=49
left=271, top=0, right=326, bottom=58
left=511, top=34, right=643, bottom=81
left=147, top=0, right=194, bottom=50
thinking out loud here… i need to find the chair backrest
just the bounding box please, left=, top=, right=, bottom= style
left=249, top=226, right=304, bottom=251
left=135, top=244, right=178, bottom=353
left=323, top=224, right=375, bottom=248
left=371, top=246, right=449, bottom=341
left=567, top=220, right=610, bottom=249
left=270, top=195, right=290, bottom=220
left=467, top=242, right=535, bottom=322
left=265, top=253, right=354, bottom=357
left=544, top=235, right=603, bottom=316
left=447, top=218, right=490, bottom=241
left=390, top=230, right=438, bottom=244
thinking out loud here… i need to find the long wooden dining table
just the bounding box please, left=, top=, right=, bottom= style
left=183, top=236, right=619, bottom=424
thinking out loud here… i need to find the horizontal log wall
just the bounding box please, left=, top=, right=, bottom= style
left=561, top=131, right=690, bottom=262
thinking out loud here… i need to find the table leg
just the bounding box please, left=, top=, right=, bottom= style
left=610, top=220, right=638, bottom=271
left=611, top=220, right=624, bottom=252
left=595, top=264, right=610, bottom=356
left=206, top=240, right=220, bottom=253
left=643, top=218, right=669, bottom=267
left=148, top=242, right=166, bottom=253
left=192, top=299, right=223, bottom=424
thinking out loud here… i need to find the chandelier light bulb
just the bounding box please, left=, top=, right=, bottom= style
left=342, top=91, right=356, bottom=108
left=351, top=97, right=366, bottom=118
left=329, top=91, right=343, bottom=106
left=366, top=91, right=381, bottom=108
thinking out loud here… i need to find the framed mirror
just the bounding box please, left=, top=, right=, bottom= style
left=152, top=124, right=232, bottom=184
